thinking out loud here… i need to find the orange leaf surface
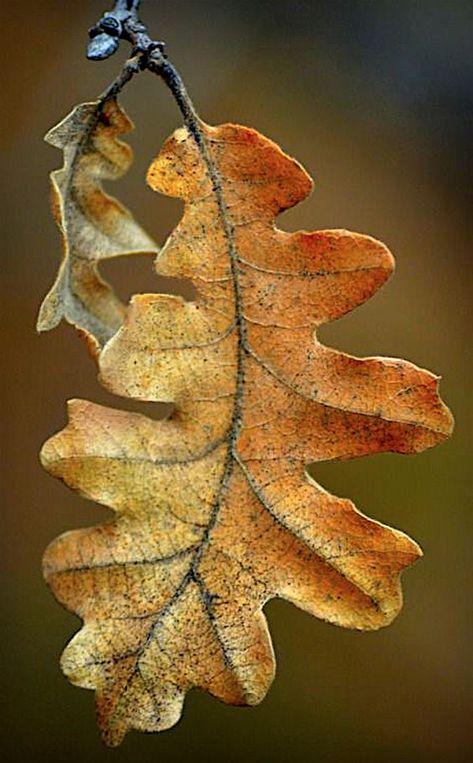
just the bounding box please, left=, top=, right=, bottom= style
left=41, top=117, right=453, bottom=745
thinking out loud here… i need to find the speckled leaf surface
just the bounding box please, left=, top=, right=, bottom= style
left=41, top=118, right=453, bottom=745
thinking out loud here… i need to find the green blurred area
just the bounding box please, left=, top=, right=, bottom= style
left=1, top=1, right=471, bottom=761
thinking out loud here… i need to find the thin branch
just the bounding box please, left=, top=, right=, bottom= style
left=86, top=1, right=209, bottom=151
left=98, top=53, right=142, bottom=103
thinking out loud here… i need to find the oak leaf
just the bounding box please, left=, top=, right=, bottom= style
left=37, top=98, right=158, bottom=350
left=41, top=117, right=453, bottom=745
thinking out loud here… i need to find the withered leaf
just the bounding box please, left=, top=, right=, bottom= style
left=41, top=120, right=453, bottom=745
left=37, top=98, right=158, bottom=351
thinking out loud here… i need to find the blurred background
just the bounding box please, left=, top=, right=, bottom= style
left=1, top=1, right=472, bottom=761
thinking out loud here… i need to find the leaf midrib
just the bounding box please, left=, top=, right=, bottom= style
left=99, top=126, right=251, bottom=707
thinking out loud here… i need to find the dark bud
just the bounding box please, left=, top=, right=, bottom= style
left=87, top=33, right=120, bottom=61
left=99, top=15, right=123, bottom=37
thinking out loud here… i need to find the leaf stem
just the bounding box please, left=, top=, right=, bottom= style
left=98, top=53, right=142, bottom=103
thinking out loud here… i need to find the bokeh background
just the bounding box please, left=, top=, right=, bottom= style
left=2, top=1, right=472, bottom=761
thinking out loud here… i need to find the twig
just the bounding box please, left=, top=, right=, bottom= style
left=87, top=0, right=204, bottom=147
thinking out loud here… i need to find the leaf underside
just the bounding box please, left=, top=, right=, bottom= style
left=40, top=107, right=453, bottom=746
left=37, top=98, right=158, bottom=351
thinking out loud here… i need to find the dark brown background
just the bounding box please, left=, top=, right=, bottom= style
left=2, top=1, right=471, bottom=761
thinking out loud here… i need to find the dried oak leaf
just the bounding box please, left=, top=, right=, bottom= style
left=37, top=98, right=158, bottom=351
left=41, top=121, right=453, bottom=745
